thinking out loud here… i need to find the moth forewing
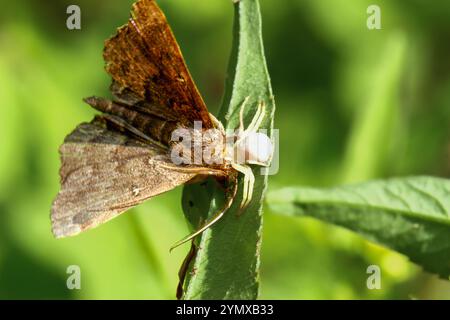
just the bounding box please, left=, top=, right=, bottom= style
left=103, top=0, right=213, bottom=129
left=51, top=119, right=196, bottom=238
left=52, top=0, right=267, bottom=245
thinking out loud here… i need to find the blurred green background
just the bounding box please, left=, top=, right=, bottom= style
left=0, top=0, right=449, bottom=299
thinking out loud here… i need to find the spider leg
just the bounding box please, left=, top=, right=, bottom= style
left=240, top=167, right=249, bottom=208
left=246, top=101, right=266, bottom=134
left=245, top=169, right=255, bottom=210
left=158, top=163, right=228, bottom=177
left=238, top=96, right=251, bottom=133
left=231, top=163, right=255, bottom=212
left=236, top=101, right=266, bottom=146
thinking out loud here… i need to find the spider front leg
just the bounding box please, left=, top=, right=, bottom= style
left=238, top=96, right=251, bottom=133
left=246, top=101, right=266, bottom=134
left=236, top=100, right=266, bottom=145
left=231, top=163, right=255, bottom=213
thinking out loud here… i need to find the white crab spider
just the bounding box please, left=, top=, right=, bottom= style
left=167, top=98, right=273, bottom=250
left=227, top=97, right=273, bottom=210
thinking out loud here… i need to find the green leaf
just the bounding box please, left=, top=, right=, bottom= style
left=267, top=176, right=450, bottom=279
left=180, top=0, right=275, bottom=299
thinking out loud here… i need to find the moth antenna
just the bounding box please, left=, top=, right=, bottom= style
left=170, top=176, right=238, bottom=252
left=177, top=241, right=197, bottom=299
left=169, top=201, right=231, bottom=252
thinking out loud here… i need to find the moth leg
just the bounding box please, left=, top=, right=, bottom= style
left=170, top=175, right=238, bottom=251
left=101, top=114, right=153, bottom=142
left=209, top=112, right=225, bottom=133
left=176, top=241, right=197, bottom=299
left=159, top=163, right=228, bottom=177
left=231, top=163, right=255, bottom=211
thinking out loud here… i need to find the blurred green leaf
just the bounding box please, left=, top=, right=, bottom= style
left=181, top=0, right=275, bottom=299
left=341, top=33, right=407, bottom=183
left=267, top=176, right=450, bottom=278
left=0, top=58, right=23, bottom=200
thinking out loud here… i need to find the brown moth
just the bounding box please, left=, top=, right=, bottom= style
left=51, top=0, right=272, bottom=249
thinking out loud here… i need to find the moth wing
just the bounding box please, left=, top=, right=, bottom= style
left=51, top=118, right=196, bottom=238
left=104, top=0, right=213, bottom=128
